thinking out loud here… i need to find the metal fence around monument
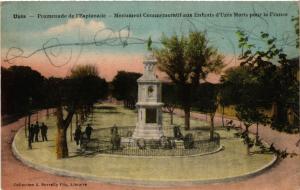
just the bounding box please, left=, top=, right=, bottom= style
left=81, top=126, right=221, bottom=157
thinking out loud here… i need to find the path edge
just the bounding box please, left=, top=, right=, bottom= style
left=12, top=125, right=278, bottom=187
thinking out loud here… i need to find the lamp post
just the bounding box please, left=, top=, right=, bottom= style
left=28, top=97, right=32, bottom=149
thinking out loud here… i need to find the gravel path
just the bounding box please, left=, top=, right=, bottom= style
left=2, top=109, right=300, bottom=190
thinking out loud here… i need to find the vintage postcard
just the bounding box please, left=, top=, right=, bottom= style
left=1, top=1, right=299, bottom=190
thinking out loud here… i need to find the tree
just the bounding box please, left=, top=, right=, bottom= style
left=155, top=31, right=223, bottom=130
left=218, top=82, right=234, bottom=128
left=162, top=83, right=179, bottom=125
left=111, top=71, right=142, bottom=109
left=236, top=30, right=299, bottom=132
left=1, top=66, right=45, bottom=115
left=194, top=82, right=219, bottom=140
left=54, top=65, right=108, bottom=159
left=221, top=66, right=268, bottom=154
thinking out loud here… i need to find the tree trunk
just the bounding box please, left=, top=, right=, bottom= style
left=287, top=107, right=294, bottom=126
left=170, top=111, right=174, bottom=125
left=271, top=102, right=278, bottom=123
left=245, top=125, right=249, bottom=133
left=25, top=113, right=31, bottom=136
left=55, top=106, right=74, bottom=159
left=221, top=105, right=225, bottom=127
left=70, top=118, right=73, bottom=142
left=24, top=116, right=27, bottom=137
left=271, top=101, right=288, bottom=127
left=27, top=114, right=31, bottom=149
left=210, top=113, right=215, bottom=140
left=56, top=127, right=68, bottom=159
left=184, top=106, right=190, bottom=130
left=245, top=125, right=250, bottom=155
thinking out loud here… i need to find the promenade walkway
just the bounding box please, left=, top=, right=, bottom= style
left=2, top=109, right=300, bottom=190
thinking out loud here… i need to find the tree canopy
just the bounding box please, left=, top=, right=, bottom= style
left=111, top=71, right=142, bottom=109
left=1, top=66, right=45, bottom=115
left=236, top=29, right=299, bottom=131
left=155, top=31, right=224, bottom=129
left=54, top=64, right=108, bottom=159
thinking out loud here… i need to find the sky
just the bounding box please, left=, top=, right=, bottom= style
left=1, top=1, right=299, bottom=82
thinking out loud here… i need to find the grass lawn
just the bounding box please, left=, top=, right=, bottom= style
left=13, top=103, right=275, bottom=183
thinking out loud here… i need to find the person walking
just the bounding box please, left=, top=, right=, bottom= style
left=34, top=121, right=40, bottom=142
left=74, top=125, right=82, bottom=146
left=40, top=122, right=48, bottom=141
left=29, top=124, right=35, bottom=143
left=85, top=124, right=93, bottom=141
left=28, top=124, right=33, bottom=149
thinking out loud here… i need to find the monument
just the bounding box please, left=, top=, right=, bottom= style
left=132, top=53, right=164, bottom=140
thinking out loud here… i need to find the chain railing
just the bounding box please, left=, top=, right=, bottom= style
left=81, top=126, right=220, bottom=156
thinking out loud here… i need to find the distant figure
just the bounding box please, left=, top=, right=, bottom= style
left=29, top=124, right=35, bottom=143
left=111, top=125, right=120, bottom=150
left=34, top=121, right=40, bottom=142
left=28, top=124, right=34, bottom=149
left=74, top=125, right=82, bottom=145
left=173, top=126, right=183, bottom=140
left=85, top=124, right=93, bottom=141
left=40, top=122, right=48, bottom=141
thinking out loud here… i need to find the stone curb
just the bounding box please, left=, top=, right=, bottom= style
left=12, top=125, right=278, bottom=187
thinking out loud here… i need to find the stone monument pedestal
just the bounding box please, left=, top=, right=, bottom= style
left=132, top=53, right=164, bottom=140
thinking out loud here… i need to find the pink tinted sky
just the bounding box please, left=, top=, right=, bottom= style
left=1, top=53, right=239, bottom=83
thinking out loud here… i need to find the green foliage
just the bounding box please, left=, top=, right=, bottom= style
left=63, top=65, right=108, bottom=110
left=155, top=31, right=224, bottom=85
left=244, top=136, right=254, bottom=149
left=111, top=71, right=142, bottom=109
left=70, top=65, right=99, bottom=78
left=155, top=31, right=224, bottom=129
left=162, top=83, right=179, bottom=120
left=1, top=66, right=45, bottom=115
left=235, top=29, right=299, bottom=131
left=194, top=82, right=219, bottom=114
left=162, top=83, right=179, bottom=106
left=221, top=66, right=269, bottom=153
left=222, top=66, right=269, bottom=124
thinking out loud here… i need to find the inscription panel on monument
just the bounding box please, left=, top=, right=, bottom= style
left=146, top=108, right=157, bottom=123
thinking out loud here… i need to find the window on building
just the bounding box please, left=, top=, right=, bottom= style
left=146, top=108, right=157, bottom=123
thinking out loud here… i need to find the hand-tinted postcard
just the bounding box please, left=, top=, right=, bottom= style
left=1, top=1, right=299, bottom=190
